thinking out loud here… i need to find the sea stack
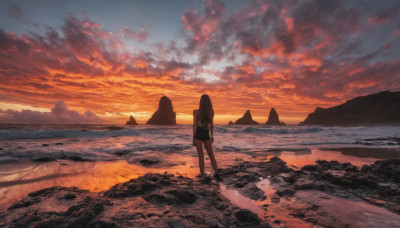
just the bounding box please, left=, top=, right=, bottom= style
left=299, top=91, right=400, bottom=126
left=235, top=110, right=258, bottom=125
left=146, top=96, right=176, bottom=125
left=228, top=121, right=234, bottom=125
left=265, top=108, right=285, bottom=126
left=126, top=115, right=138, bottom=125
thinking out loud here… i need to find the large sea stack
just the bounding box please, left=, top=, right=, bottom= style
left=299, top=91, right=400, bottom=126
left=146, top=96, right=176, bottom=125
left=235, top=110, right=258, bottom=125
left=126, top=115, right=138, bottom=125
left=265, top=108, right=285, bottom=126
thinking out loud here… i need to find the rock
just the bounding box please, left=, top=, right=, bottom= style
left=106, top=126, right=124, bottom=130
left=63, top=193, right=77, bottom=200
left=1, top=173, right=270, bottom=227
left=299, top=91, right=400, bottom=126
left=127, top=154, right=185, bottom=168
left=369, top=159, right=400, bottom=182
left=228, top=120, right=234, bottom=125
left=42, top=144, right=49, bottom=146
left=263, top=157, right=290, bottom=174
left=146, top=96, right=176, bottom=125
left=139, top=158, right=160, bottom=166
left=273, top=220, right=281, bottom=224
left=241, top=183, right=266, bottom=200
left=234, top=209, right=262, bottom=226
left=112, top=150, right=131, bottom=156
left=165, top=190, right=196, bottom=204
left=65, top=156, right=91, bottom=162
left=235, top=110, right=258, bottom=125
left=104, top=173, right=163, bottom=198
left=126, top=115, right=138, bottom=125
left=277, top=188, right=295, bottom=197
left=33, top=157, right=57, bottom=162
left=316, top=160, right=343, bottom=170
left=265, top=108, right=285, bottom=126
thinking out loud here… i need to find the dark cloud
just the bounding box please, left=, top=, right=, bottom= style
left=0, top=1, right=399, bottom=123
left=7, top=4, right=25, bottom=22
left=121, top=26, right=149, bottom=42
left=181, top=0, right=225, bottom=53
left=368, top=7, right=398, bottom=24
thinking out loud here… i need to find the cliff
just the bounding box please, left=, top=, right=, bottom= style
left=235, top=110, right=258, bottom=125
left=265, top=108, right=285, bottom=126
left=146, top=96, right=176, bottom=125
left=299, top=91, right=400, bottom=126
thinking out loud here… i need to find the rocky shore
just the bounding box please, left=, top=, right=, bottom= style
left=1, top=157, right=400, bottom=227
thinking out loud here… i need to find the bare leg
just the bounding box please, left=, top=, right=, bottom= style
left=194, top=139, right=205, bottom=176
left=204, top=140, right=218, bottom=173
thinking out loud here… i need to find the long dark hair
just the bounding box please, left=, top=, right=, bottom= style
left=198, top=94, right=214, bottom=126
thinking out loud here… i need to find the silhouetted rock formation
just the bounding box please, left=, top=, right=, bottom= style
left=235, top=110, right=258, bottom=125
left=228, top=121, right=234, bottom=125
left=300, top=91, right=400, bottom=126
left=146, top=96, right=176, bottom=125
left=265, top=108, right=285, bottom=126
left=126, top=115, right=138, bottom=125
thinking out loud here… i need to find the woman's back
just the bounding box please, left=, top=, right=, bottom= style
left=194, top=109, right=209, bottom=129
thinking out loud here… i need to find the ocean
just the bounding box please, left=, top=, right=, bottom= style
left=1, top=124, right=399, bottom=163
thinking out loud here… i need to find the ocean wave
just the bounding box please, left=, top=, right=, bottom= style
left=240, top=126, right=324, bottom=134
left=0, top=129, right=141, bottom=140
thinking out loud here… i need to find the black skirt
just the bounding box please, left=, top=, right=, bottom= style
left=195, top=126, right=210, bottom=141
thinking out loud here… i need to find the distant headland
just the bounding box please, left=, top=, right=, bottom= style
left=300, top=91, right=400, bottom=126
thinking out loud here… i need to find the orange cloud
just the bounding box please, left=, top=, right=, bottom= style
left=1, top=1, right=399, bottom=125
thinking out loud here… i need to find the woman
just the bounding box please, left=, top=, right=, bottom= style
left=193, top=94, right=220, bottom=180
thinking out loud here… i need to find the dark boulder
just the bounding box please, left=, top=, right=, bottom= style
left=165, top=190, right=196, bottom=204
left=234, top=209, right=263, bottom=226
left=139, top=157, right=160, bottom=166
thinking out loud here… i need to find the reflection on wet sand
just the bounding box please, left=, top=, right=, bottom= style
left=320, top=147, right=400, bottom=159
left=265, top=148, right=381, bottom=168
left=0, top=152, right=229, bottom=211
left=0, top=147, right=395, bottom=222
left=220, top=179, right=313, bottom=227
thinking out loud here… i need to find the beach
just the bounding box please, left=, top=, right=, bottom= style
left=1, top=124, right=400, bottom=227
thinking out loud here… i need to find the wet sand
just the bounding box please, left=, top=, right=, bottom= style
left=1, top=147, right=399, bottom=227
left=320, top=147, right=400, bottom=159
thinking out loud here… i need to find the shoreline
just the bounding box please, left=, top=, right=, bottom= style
left=1, top=147, right=398, bottom=211
left=1, top=148, right=400, bottom=227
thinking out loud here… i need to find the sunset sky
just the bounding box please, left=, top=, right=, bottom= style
left=0, top=0, right=399, bottom=124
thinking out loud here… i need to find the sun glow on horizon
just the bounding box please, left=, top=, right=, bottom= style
left=0, top=0, right=399, bottom=125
